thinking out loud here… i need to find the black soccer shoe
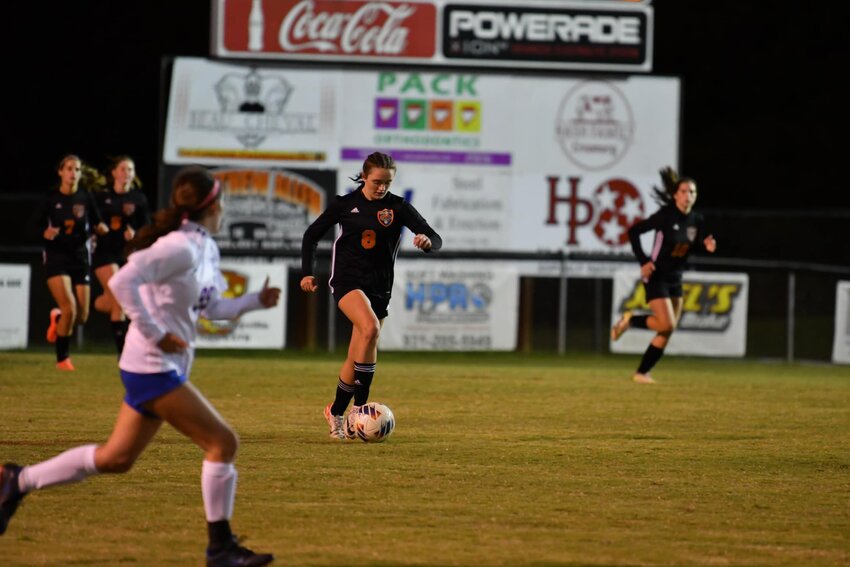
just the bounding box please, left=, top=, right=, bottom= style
left=206, top=536, right=274, bottom=566
left=0, top=463, right=25, bottom=535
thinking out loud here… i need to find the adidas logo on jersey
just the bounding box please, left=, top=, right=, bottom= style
left=351, top=207, right=360, bottom=213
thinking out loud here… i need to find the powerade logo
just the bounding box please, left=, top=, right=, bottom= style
left=374, top=72, right=481, bottom=133
left=618, top=279, right=744, bottom=332
left=405, top=281, right=492, bottom=323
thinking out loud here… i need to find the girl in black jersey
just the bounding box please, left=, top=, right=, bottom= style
left=611, top=167, right=717, bottom=384
left=300, top=152, right=442, bottom=439
left=92, top=155, right=150, bottom=355
left=42, top=155, right=109, bottom=370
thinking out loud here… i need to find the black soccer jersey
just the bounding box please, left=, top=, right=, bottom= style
left=40, top=188, right=104, bottom=261
left=93, top=188, right=150, bottom=260
left=627, top=205, right=707, bottom=278
left=301, top=190, right=442, bottom=295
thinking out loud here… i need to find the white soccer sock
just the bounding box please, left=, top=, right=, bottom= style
left=201, top=460, right=238, bottom=522
left=18, top=444, right=99, bottom=492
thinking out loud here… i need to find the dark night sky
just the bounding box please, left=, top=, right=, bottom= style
left=3, top=1, right=848, bottom=213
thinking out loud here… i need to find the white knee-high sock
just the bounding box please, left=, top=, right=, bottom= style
left=201, top=461, right=237, bottom=522
left=18, top=444, right=99, bottom=492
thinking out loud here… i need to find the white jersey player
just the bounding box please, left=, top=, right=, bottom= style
left=1, top=166, right=279, bottom=566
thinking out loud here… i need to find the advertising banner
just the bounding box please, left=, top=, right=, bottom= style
left=610, top=270, right=749, bottom=357
left=163, top=59, right=679, bottom=255
left=0, top=264, right=30, bottom=349
left=832, top=281, right=850, bottom=364
left=337, top=163, right=515, bottom=251
left=196, top=262, right=288, bottom=349
left=442, top=1, right=652, bottom=72
left=209, top=167, right=336, bottom=252
left=212, top=0, right=653, bottom=72
left=338, top=70, right=515, bottom=168
left=213, top=0, right=439, bottom=63
left=380, top=259, right=519, bottom=350
left=163, top=57, right=338, bottom=167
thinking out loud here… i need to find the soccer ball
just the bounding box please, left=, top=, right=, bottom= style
left=348, top=402, right=395, bottom=443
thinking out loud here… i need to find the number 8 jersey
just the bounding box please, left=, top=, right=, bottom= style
left=301, top=189, right=442, bottom=296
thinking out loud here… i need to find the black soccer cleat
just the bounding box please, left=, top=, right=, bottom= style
left=206, top=535, right=274, bottom=566
left=0, top=463, right=26, bottom=535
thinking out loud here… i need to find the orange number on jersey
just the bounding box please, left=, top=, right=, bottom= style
left=671, top=243, right=690, bottom=257
left=110, top=215, right=122, bottom=231
left=64, top=219, right=75, bottom=235
left=361, top=229, right=376, bottom=249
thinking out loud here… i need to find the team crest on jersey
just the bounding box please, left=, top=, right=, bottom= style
left=72, top=204, right=85, bottom=219
left=686, top=226, right=697, bottom=242
left=122, top=202, right=136, bottom=216
left=377, top=208, right=394, bottom=227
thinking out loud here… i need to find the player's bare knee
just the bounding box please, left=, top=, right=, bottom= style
left=210, top=429, right=239, bottom=462
left=360, top=320, right=381, bottom=343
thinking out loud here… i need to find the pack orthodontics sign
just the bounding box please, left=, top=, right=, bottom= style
left=212, top=0, right=653, bottom=72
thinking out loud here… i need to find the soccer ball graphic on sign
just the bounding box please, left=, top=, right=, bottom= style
left=346, top=402, right=395, bottom=443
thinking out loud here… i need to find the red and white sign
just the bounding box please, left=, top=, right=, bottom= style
left=214, top=0, right=438, bottom=61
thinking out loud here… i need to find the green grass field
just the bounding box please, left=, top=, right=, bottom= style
left=1, top=350, right=848, bottom=566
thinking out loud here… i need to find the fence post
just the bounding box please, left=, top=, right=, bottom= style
left=558, top=252, right=567, bottom=355
left=787, top=271, right=795, bottom=363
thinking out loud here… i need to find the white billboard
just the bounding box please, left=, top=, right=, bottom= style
left=380, top=259, right=519, bottom=350
left=163, top=58, right=679, bottom=254
left=0, top=264, right=30, bottom=350
left=163, top=57, right=338, bottom=167
left=196, top=262, right=288, bottom=349
left=832, top=281, right=850, bottom=364
left=610, top=270, right=749, bottom=357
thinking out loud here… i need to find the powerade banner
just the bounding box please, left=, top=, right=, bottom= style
left=0, top=264, right=30, bottom=349
left=610, top=270, right=749, bottom=357
left=196, top=262, right=287, bottom=349
left=380, top=259, right=519, bottom=350
left=832, top=281, right=850, bottom=364
left=442, top=2, right=652, bottom=72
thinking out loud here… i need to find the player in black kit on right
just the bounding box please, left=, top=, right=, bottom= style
left=300, top=152, right=442, bottom=439
left=611, top=167, right=717, bottom=384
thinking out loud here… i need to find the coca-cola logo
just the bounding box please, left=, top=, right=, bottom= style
left=281, top=1, right=413, bottom=54
left=220, top=0, right=438, bottom=59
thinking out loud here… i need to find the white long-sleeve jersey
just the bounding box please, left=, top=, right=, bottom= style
left=109, top=221, right=263, bottom=376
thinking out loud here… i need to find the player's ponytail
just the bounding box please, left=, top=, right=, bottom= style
left=126, top=166, right=219, bottom=256
left=651, top=166, right=695, bottom=207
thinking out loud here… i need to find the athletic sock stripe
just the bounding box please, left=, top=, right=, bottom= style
left=354, top=363, right=376, bottom=372
left=337, top=379, right=355, bottom=392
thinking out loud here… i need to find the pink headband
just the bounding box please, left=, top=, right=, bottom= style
left=194, top=179, right=221, bottom=211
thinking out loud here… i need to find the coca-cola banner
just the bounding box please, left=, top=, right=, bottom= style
left=215, top=0, right=438, bottom=62
left=163, top=57, right=338, bottom=166
left=212, top=0, right=652, bottom=72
